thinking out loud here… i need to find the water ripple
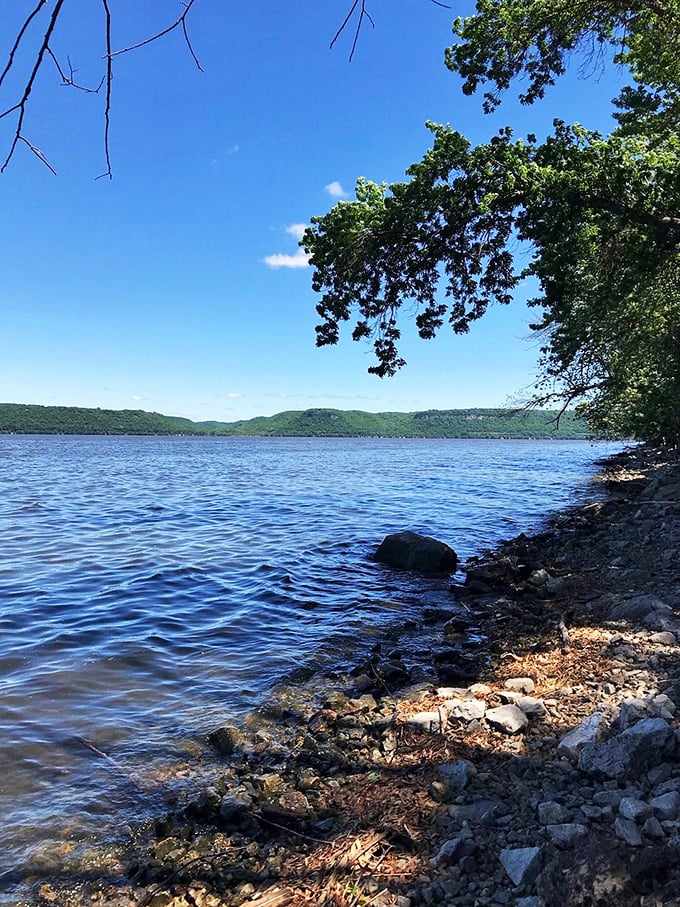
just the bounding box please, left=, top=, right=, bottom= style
left=0, top=435, right=620, bottom=903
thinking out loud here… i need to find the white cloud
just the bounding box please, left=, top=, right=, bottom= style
left=264, top=222, right=311, bottom=269
left=286, top=223, right=308, bottom=241
left=264, top=249, right=311, bottom=269
left=228, top=392, right=243, bottom=398
left=325, top=180, right=348, bottom=198
left=132, top=395, right=142, bottom=401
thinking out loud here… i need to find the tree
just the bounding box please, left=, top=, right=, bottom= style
left=303, top=0, right=680, bottom=442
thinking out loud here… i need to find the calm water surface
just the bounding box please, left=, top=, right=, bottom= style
left=0, top=436, right=620, bottom=899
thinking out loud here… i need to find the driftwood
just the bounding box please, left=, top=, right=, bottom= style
left=558, top=613, right=571, bottom=651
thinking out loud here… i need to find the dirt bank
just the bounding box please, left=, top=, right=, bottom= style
left=31, top=444, right=680, bottom=907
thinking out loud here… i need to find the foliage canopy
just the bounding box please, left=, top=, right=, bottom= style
left=303, top=0, right=680, bottom=442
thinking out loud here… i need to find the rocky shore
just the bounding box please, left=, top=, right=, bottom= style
left=31, top=444, right=680, bottom=907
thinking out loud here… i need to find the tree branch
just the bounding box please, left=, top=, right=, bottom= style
left=108, top=0, right=204, bottom=72
left=0, top=0, right=66, bottom=174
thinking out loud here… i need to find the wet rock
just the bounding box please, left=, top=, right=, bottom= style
left=374, top=531, right=458, bottom=574
left=499, top=846, right=542, bottom=886
left=486, top=704, right=529, bottom=735
left=465, top=556, right=523, bottom=593
left=578, top=717, right=676, bottom=780
left=219, top=787, right=253, bottom=821
left=207, top=725, right=243, bottom=755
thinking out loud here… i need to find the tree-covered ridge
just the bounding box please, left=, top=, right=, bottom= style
left=304, top=0, right=680, bottom=444
left=0, top=404, right=200, bottom=435
left=0, top=403, right=592, bottom=439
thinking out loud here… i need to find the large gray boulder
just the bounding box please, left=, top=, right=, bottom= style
left=374, top=531, right=458, bottom=574
left=578, top=717, right=676, bottom=780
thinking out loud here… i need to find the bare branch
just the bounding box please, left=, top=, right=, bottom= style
left=330, top=1, right=376, bottom=62
left=96, top=0, right=113, bottom=180
left=17, top=134, right=56, bottom=175
left=0, top=0, right=66, bottom=174
left=46, top=48, right=105, bottom=93
left=0, top=0, right=45, bottom=93
left=108, top=0, right=203, bottom=72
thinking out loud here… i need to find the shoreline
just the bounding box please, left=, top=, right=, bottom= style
left=24, top=443, right=680, bottom=907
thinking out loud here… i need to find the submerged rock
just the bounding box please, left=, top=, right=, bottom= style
left=374, top=531, right=458, bottom=574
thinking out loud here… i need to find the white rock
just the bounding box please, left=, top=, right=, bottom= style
left=486, top=704, right=529, bottom=735
left=557, top=711, right=605, bottom=760
left=406, top=709, right=447, bottom=733
left=444, top=698, right=486, bottom=721
left=504, top=677, right=535, bottom=694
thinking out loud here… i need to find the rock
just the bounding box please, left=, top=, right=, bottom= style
left=528, top=568, right=550, bottom=587
left=557, top=712, right=606, bottom=760
left=499, top=846, right=542, bottom=886
left=516, top=696, right=547, bottom=717
left=649, top=631, right=678, bottom=646
left=219, top=787, right=253, bottom=821
left=504, top=677, right=535, bottom=694
left=429, top=829, right=475, bottom=867
left=448, top=799, right=503, bottom=822
left=615, top=817, right=643, bottom=846
left=642, top=816, right=666, bottom=838
left=618, top=798, right=653, bottom=823
left=444, top=698, right=486, bottom=721
left=468, top=682, right=492, bottom=696
left=546, top=823, right=587, bottom=846
left=537, top=801, right=571, bottom=825
left=406, top=709, right=447, bottom=733
left=545, top=576, right=567, bottom=596
left=374, top=531, right=458, bottom=574
left=465, top=556, right=523, bottom=592
left=649, top=791, right=680, bottom=821
left=608, top=594, right=670, bottom=621
left=486, top=704, right=529, bottom=735
left=578, top=718, right=676, bottom=780
left=436, top=759, right=476, bottom=792
left=208, top=725, right=243, bottom=755
left=436, top=687, right=472, bottom=699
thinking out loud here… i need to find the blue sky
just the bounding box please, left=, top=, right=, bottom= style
left=0, top=2, right=626, bottom=422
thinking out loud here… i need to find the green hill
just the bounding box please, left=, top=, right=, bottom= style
left=0, top=403, right=594, bottom=438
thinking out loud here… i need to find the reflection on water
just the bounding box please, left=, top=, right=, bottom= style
left=0, top=435, right=620, bottom=901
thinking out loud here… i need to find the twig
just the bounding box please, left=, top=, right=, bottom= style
left=108, top=0, right=203, bottom=72
left=47, top=48, right=104, bottom=92
left=0, top=0, right=66, bottom=173
left=253, top=811, right=335, bottom=845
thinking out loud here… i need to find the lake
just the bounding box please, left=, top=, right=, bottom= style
left=0, top=435, right=621, bottom=901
